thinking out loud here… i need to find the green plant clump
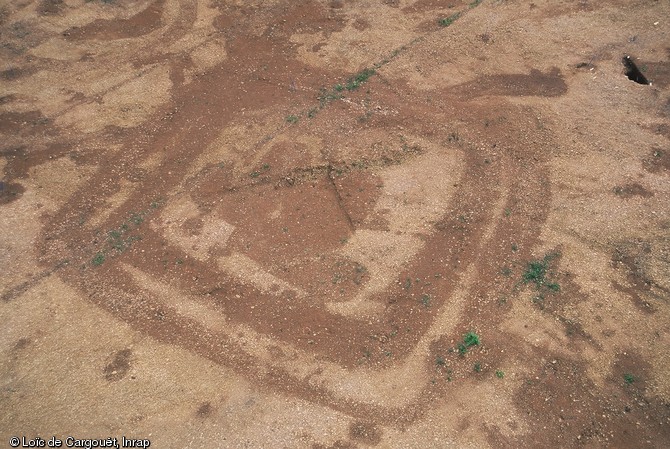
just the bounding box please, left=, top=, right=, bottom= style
left=522, top=253, right=559, bottom=291
left=456, top=332, right=481, bottom=356
left=421, top=294, right=431, bottom=308
left=463, top=332, right=480, bottom=347
left=438, top=13, right=461, bottom=27
left=346, top=68, right=375, bottom=91
left=92, top=253, right=105, bottom=266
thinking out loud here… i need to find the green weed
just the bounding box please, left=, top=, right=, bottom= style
left=624, top=373, right=635, bottom=385
left=456, top=332, right=481, bottom=356
left=92, top=253, right=105, bottom=266
left=438, top=13, right=461, bottom=27
left=463, top=332, right=480, bottom=347
left=421, top=294, right=432, bottom=308
left=496, top=370, right=505, bottom=379
left=130, top=213, right=144, bottom=225
left=346, top=68, right=375, bottom=91
left=522, top=253, right=559, bottom=289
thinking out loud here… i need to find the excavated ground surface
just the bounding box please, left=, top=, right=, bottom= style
left=1, top=0, right=670, bottom=447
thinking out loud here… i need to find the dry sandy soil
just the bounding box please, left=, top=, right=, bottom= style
left=1, top=0, right=670, bottom=447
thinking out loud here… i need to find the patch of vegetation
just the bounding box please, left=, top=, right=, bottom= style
left=474, top=362, right=482, bottom=373
left=286, top=114, right=299, bottom=124
left=624, top=373, right=635, bottom=385
left=436, top=356, right=446, bottom=367
left=320, top=89, right=344, bottom=104
left=456, top=332, right=480, bottom=356
left=469, top=0, right=483, bottom=7
left=438, top=13, right=461, bottom=28
left=346, top=68, right=375, bottom=91
left=130, top=212, right=145, bottom=225
left=421, top=294, right=431, bottom=308
left=463, top=332, right=480, bottom=347
left=90, top=202, right=161, bottom=267
left=148, top=197, right=165, bottom=209
left=92, top=252, right=105, bottom=266
left=522, top=253, right=560, bottom=292
left=495, top=370, right=505, bottom=379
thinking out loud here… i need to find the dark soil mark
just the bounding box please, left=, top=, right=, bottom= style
left=0, top=143, right=71, bottom=180
left=643, top=148, right=670, bottom=174
left=1, top=261, right=68, bottom=302
left=0, top=66, right=36, bottom=81
left=458, top=68, right=568, bottom=98
left=0, top=181, right=24, bottom=204
left=64, top=0, right=165, bottom=41
left=103, top=349, right=133, bottom=382
left=611, top=241, right=667, bottom=312
left=499, top=353, right=670, bottom=448
left=196, top=401, right=214, bottom=418
left=12, top=337, right=31, bottom=352
left=0, top=94, right=17, bottom=104
left=0, top=111, right=50, bottom=134
left=37, top=0, right=64, bottom=16
left=348, top=421, right=381, bottom=445
left=612, top=182, right=653, bottom=198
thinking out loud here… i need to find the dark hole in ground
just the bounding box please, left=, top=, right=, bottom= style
left=623, top=56, right=650, bottom=85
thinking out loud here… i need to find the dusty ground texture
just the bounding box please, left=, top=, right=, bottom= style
left=1, top=0, right=670, bottom=447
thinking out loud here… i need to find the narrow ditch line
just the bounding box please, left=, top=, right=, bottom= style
left=1, top=259, right=69, bottom=302
left=326, top=165, right=356, bottom=232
